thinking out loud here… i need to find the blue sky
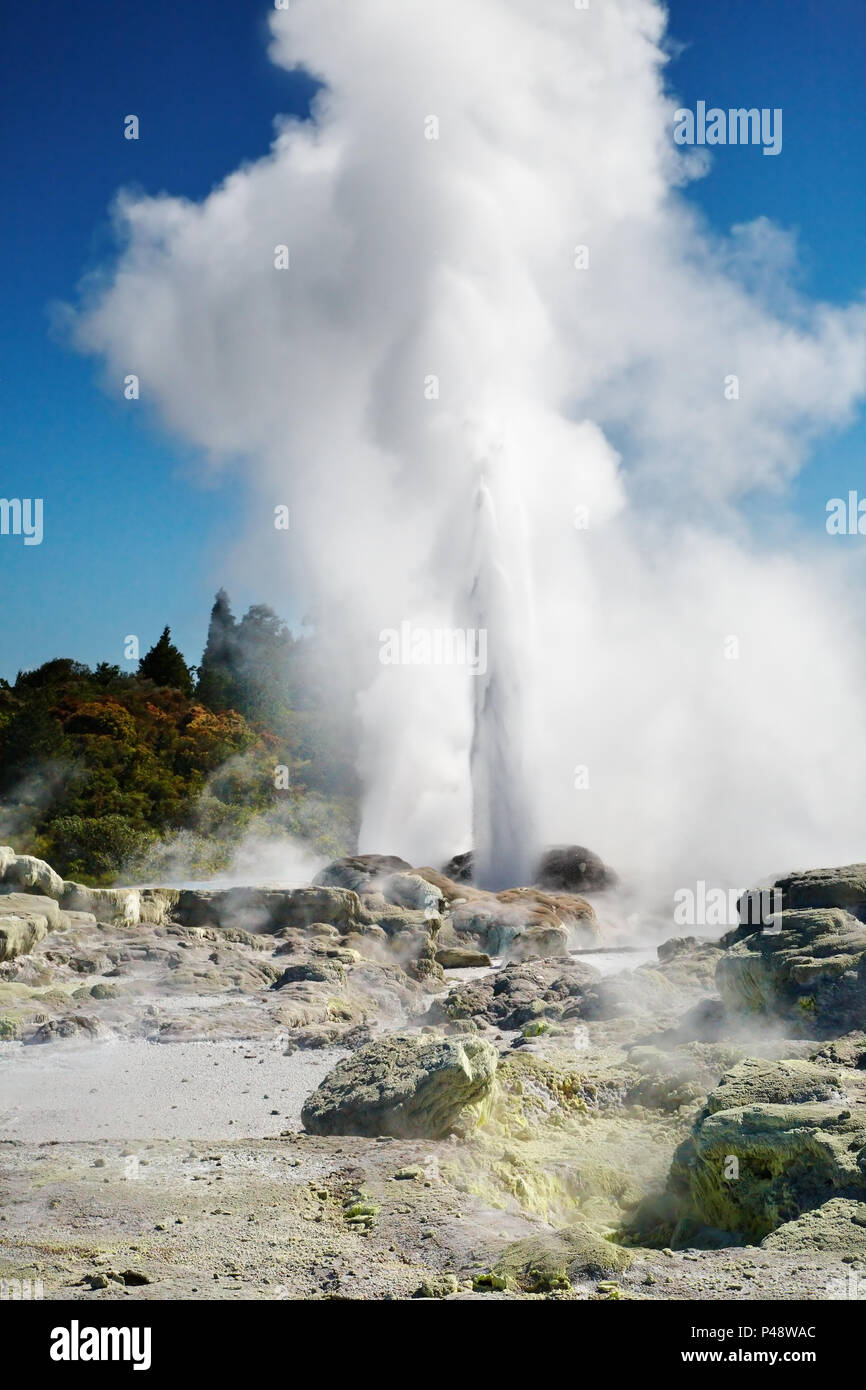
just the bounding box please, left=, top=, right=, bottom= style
left=1, top=0, right=865, bottom=680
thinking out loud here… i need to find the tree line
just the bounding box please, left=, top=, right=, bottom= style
left=0, top=594, right=359, bottom=881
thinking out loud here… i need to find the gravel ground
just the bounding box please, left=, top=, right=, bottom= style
left=0, top=1132, right=854, bottom=1302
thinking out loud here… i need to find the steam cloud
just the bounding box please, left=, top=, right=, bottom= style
left=73, top=0, right=866, bottom=899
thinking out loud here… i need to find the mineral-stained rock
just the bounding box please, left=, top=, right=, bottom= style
left=0, top=893, right=63, bottom=962
left=412, top=867, right=483, bottom=904
left=435, top=946, right=492, bottom=969
left=401, top=940, right=447, bottom=989
left=176, top=885, right=362, bottom=934
left=667, top=1057, right=866, bottom=1243
left=451, top=887, right=597, bottom=955
left=703, top=1057, right=847, bottom=1113
left=811, top=1032, right=866, bottom=1069
left=0, top=848, right=143, bottom=924
left=356, top=900, right=440, bottom=937
left=284, top=1022, right=371, bottom=1052
left=340, top=928, right=389, bottom=959
left=761, top=1197, right=866, bottom=1257
left=0, top=914, right=50, bottom=964
left=623, top=1047, right=707, bottom=1112
left=412, top=1274, right=461, bottom=1299
left=185, top=925, right=272, bottom=951
left=61, top=883, right=142, bottom=925
left=534, top=845, right=617, bottom=894
left=0, top=852, right=65, bottom=901
left=492, top=1220, right=633, bottom=1291
left=0, top=891, right=62, bottom=930
left=775, top=863, right=866, bottom=912
left=506, top=923, right=569, bottom=962
left=138, top=888, right=181, bottom=925
left=716, top=908, right=866, bottom=1036
left=301, top=1032, right=497, bottom=1138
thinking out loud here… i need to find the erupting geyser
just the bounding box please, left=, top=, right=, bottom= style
left=467, top=460, right=537, bottom=890
left=74, top=0, right=866, bottom=895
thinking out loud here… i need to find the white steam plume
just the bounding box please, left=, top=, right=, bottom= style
left=72, top=0, right=866, bottom=899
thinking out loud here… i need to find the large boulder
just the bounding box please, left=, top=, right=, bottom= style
left=716, top=908, right=866, bottom=1036
left=774, top=863, right=866, bottom=912
left=435, top=946, right=492, bottom=970
left=0, top=892, right=63, bottom=962
left=0, top=891, right=62, bottom=929
left=412, top=866, right=482, bottom=904
left=0, top=849, right=170, bottom=925
left=439, top=846, right=617, bottom=896
left=667, top=1058, right=866, bottom=1243
left=505, top=922, right=570, bottom=962
left=761, top=1197, right=866, bottom=1257
left=380, top=872, right=445, bottom=916
left=314, top=855, right=412, bottom=894
left=451, top=886, right=597, bottom=956
left=1, top=852, right=65, bottom=901
left=61, top=883, right=142, bottom=925
left=442, top=852, right=474, bottom=883
left=301, top=1032, right=498, bottom=1138
left=175, top=885, right=362, bottom=934
left=534, top=845, right=616, bottom=894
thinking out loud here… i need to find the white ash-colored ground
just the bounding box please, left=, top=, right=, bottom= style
left=0, top=1039, right=346, bottom=1143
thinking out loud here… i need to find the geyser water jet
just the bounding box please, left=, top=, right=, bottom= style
left=466, top=459, right=537, bottom=890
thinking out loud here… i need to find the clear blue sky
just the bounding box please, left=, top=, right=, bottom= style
left=1, top=0, right=865, bottom=680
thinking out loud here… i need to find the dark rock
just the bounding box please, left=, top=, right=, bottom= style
left=433, top=957, right=600, bottom=1031
left=442, top=852, right=474, bottom=883
left=534, top=845, right=616, bottom=894
left=271, top=960, right=345, bottom=989
left=24, top=1015, right=101, bottom=1044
